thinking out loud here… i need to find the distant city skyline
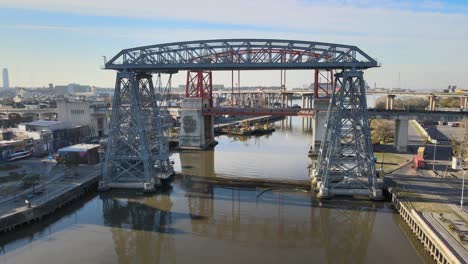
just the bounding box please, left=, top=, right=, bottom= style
left=0, top=0, right=467, bottom=90
left=2, top=68, right=9, bottom=89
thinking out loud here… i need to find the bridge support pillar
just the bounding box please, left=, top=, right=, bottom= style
left=314, top=70, right=382, bottom=200
left=99, top=71, right=173, bottom=192
left=179, top=70, right=216, bottom=150
left=311, top=98, right=329, bottom=149
left=386, top=94, right=396, bottom=110
left=304, top=94, right=312, bottom=109
left=394, top=118, right=409, bottom=152
left=461, top=96, right=468, bottom=109
left=428, top=94, right=437, bottom=111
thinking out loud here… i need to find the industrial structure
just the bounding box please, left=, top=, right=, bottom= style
left=99, top=72, right=173, bottom=192
left=102, top=39, right=383, bottom=198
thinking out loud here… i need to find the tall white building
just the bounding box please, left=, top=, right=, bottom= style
left=2, top=68, right=9, bottom=89
left=56, top=100, right=109, bottom=137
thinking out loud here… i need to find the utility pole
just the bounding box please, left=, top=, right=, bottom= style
left=461, top=168, right=465, bottom=211
left=432, top=128, right=437, bottom=172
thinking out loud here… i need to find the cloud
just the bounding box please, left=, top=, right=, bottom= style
left=0, top=0, right=467, bottom=89
left=1, top=0, right=467, bottom=39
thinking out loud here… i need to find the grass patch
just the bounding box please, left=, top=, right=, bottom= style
left=0, top=164, right=20, bottom=171
left=0, top=172, right=26, bottom=183
left=373, top=152, right=409, bottom=173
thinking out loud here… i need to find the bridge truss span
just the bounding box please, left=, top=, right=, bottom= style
left=105, top=39, right=378, bottom=71
left=103, top=38, right=382, bottom=198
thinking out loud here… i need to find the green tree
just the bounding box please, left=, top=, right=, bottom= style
left=22, top=174, right=40, bottom=192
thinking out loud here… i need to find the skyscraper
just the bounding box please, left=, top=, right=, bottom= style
left=2, top=68, right=9, bottom=89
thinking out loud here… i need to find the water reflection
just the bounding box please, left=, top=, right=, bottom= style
left=318, top=205, right=376, bottom=263
left=101, top=189, right=178, bottom=264
left=174, top=117, right=314, bottom=181
left=0, top=114, right=423, bottom=264
left=100, top=177, right=381, bottom=263
left=180, top=150, right=215, bottom=177
left=279, top=116, right=293, bottom=130
left=302, top=117, right=313, bottom=133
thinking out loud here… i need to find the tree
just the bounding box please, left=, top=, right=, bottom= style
left=57, top=156, right=80, bottom=167
left=451, top=136, right=468, bottom=161
left=371, top=120, right=395, bottom=144
left=439, top=97, right=460, bottom=108
left=374, top=96, right=429, bottom=110
left=22, top=174, right=40, bottom=192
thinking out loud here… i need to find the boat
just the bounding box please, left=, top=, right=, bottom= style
left=219, top=123, right=255, bottom=136
left=219, top=123, right=275, bottom=136
left=251, top=123, right=275, bottom=135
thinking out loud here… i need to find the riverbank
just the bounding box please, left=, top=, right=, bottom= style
left=0, top=165, right=100, bottom=233
left=385, top=164, right=468, bottom=264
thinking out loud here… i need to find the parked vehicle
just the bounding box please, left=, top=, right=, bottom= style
left=291, top=104, right=301, bottom=109
left=7, top=150, right=32, bottom=161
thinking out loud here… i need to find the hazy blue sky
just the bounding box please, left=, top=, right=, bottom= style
left=0, top=0, right=467, bottom=90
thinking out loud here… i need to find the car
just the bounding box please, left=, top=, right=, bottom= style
left=291, top=104, right=301, bottom=109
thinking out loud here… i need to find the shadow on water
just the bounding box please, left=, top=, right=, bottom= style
left=99, top=186, right=200, bottom=235
left=0, top=191, right=97, bottom=254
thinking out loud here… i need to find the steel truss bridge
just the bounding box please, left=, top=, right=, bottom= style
left=103, top=38, right=382, bottom=199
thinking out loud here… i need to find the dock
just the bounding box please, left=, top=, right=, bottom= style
left=0, top=164, right=101, bottom=233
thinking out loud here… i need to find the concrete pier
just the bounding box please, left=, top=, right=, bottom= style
left=179, top=98, right=215, bottom=150
left=386, top=94, right=396, bottom=110
left=394, top=118, right=409, bottom=152
left=428, top=94, right=437, bottom=111
left=311, top=98, right=329, bottom=150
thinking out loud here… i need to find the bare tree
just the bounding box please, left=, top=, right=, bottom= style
left=371, top=120, right=395, bottom=144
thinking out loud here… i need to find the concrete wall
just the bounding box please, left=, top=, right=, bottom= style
left=57, top=100, right=91, bottom=127
left=409, top=120, right=437, bottom=144
left=179, top=98, right=214, bottom=149
left=57, top=100, right=108, bottom=138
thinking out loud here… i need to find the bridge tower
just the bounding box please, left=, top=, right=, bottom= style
left=313, top=70, right=382, bottom=199
left=179, top=70, right=216, bottom=150
left=99, top=71, right=173, bottom=192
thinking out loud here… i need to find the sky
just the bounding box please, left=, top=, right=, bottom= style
left=0, top=0, right=467, bottom=90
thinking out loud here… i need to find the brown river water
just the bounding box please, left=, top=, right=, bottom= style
left=0, top=117, right=431, bottom=264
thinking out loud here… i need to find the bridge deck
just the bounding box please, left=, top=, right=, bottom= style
left=202, top=107, right=468, bottom=120
left=203, top=107, right=314, bottom=116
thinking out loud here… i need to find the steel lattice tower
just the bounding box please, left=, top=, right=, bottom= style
left=99, top=71, right=173, bottom=192
left=315, top=70, right=382, bottom=199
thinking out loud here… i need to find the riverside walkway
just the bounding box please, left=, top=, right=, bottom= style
left=0, top=163, right=101, bottom=232
left=386, top=164, right=468, bottom=263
